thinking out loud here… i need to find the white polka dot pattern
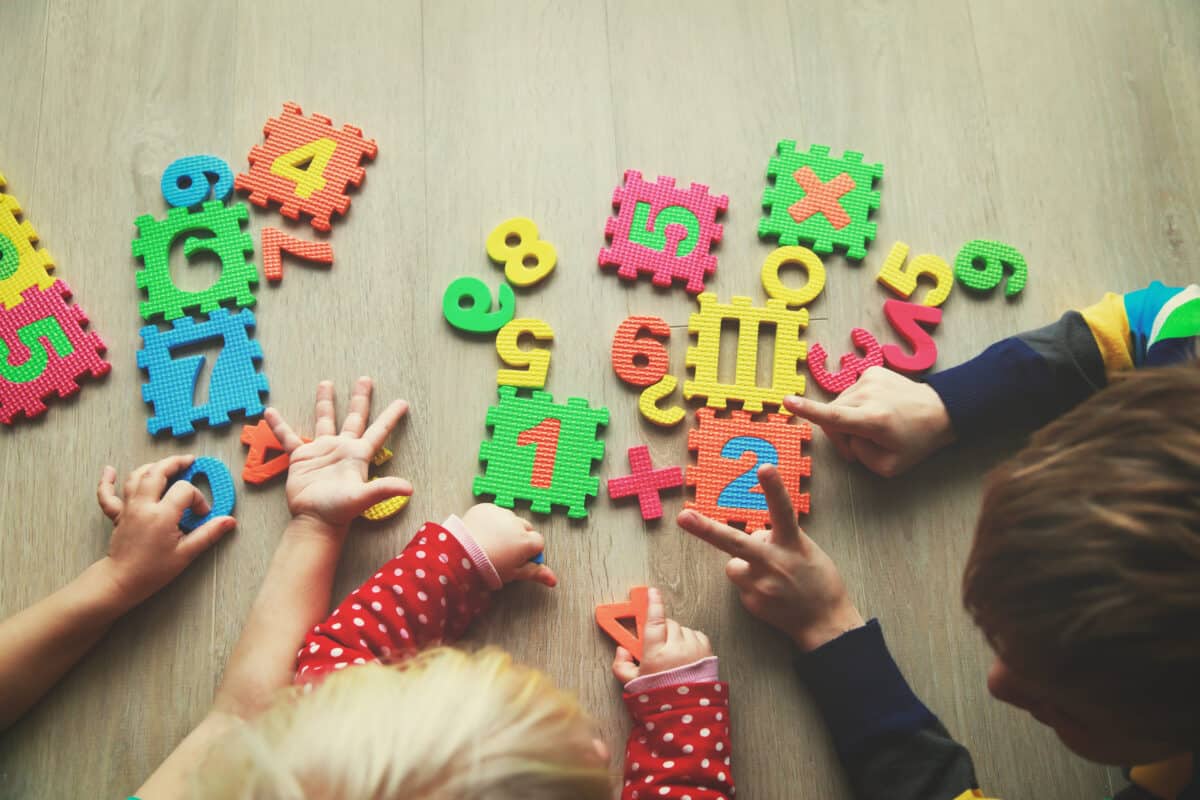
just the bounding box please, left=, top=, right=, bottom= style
left=621, top=682, right=734, bottom=799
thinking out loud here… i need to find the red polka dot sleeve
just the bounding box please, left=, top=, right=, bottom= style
left=294, top=520, right=498, bottom=684
left=621, top=660, right=736, bottom=800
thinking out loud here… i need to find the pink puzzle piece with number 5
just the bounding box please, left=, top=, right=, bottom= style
left=806, top=328, right=883, bottom=394
left=881, top=299, right=941, bottom=374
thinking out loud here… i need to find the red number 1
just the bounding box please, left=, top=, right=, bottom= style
left=517, top=418, right=561, bottom=488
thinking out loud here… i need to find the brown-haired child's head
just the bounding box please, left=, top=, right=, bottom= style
left=963, top=362, right=1200, bottom=765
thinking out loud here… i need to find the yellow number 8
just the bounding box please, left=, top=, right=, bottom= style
left=486, top=217, right=557, bottom=287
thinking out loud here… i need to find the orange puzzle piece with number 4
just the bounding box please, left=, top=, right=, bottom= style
left=595, top=586, right=650, bottom=662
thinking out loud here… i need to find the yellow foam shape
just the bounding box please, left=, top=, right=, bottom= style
left=684, top=292, right=808, bottom=413
left=486, top=217, right=557, bottom=287
left=875, top=241, right=952, bottom=307
left=638, top=374, right=685, bottom=426
left=761, top=246, right=826, bottom=307
left=270, top=137, right=336, bottom=199
left=496, top=317, right=554, bottom=388
left=0, top=178, right=57, bottom=310
left=362, top=488, right=410, bottom=521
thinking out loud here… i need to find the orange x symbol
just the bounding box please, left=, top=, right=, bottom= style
left=788, top=166, right=856, bottom=229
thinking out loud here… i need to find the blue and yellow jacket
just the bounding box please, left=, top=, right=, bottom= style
left=796, top=282, right=1200, bottom=800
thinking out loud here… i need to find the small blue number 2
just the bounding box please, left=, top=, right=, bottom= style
left=717, top=436, right=778, bottom=510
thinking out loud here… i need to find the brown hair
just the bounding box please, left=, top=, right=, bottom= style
left=963, top=361, right=1200, bottom=739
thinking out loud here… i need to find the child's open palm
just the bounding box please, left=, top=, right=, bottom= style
left=265, top=377, right=412, bottom=530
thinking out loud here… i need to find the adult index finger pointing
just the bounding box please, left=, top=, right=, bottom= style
left=677, top=509, right=768, bottom=563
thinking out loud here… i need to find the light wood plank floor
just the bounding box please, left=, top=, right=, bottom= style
left=1, top=1, right=1196, bottom=797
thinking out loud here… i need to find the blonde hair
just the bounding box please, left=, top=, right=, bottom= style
left=194, top=647, right=612, bottom=799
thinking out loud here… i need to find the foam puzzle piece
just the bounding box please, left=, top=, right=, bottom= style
left=759, top=141, right=883, bottom=261
left=954, top=239, right=1028, bottom=297
left=496, top=317, right=554, bottom=389
left=595, top=585, right=649, bottom=662
left=137, top=308, right=269, bottom=437
left=486, top=217, right=557, bottom=287
left=882, top=299, right=942, bottom=374
left=442, top=276, right=516, bottom=334
left=0, top=281, right=110, bottom=425
left=173, top=456, right=236, bottom=532
left=599, top=170, right=727, bottom=294
left=760, top=246, right=827, bottom=308
left=235, top=102, right=378, bottom=232
left=684, top=292, right=808, bottom=413
left=607, top=444, right=684, bottom=521
left=131, top=200, right=258, bottom=322
left=0, top=174, right=57, bottom=310
left=876, top=241, right=952, bottom=307
left=161, top=155, right=235, bottom=208
left=240, top=419, right=312, bottom=484
left=806, top=328, right=884, bottom=394
left=611, top=315, right=670, bottom=387
left=474, top=385, right=608, bottom=519
left=362, top=444, right=410, bottom=521
left=638, top=374, right=686, bottom=427
left=260, top=226, right=333, bottom=282
left=686, top=408, right=812, bottom=531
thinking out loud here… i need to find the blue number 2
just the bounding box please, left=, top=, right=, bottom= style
left=717, top=436, right=778, bottom=510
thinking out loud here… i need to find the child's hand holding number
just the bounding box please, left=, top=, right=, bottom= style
left=96, top=454, right=236, bottom=607
left=678, top=463, right=865, bottom=652
left=460, top=503, right=556, bottom=587
left=611, top=587, right=713, bottom=682
left=264, top=377, right=411, bottom=533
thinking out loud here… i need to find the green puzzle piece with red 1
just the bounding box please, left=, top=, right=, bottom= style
left=474, top=385, right=608, bottom=519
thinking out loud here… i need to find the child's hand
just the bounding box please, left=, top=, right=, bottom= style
left=96, top=455, right=236, bottom=607
left=784, top=366, right=954, bottom=477
left=265, top=377, right=412, bottom=533
left=460, top=503, right=556, bottom=587
left=611, top=587, right=713, bottom=682
left=677, top=464, right=865, bottom=652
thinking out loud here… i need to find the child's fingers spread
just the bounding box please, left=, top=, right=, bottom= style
left=361, top=398, right=409, bottom=450
left=177, top=516, right=236, bottom=560
left=612, top=646, right=639, bottom=683
left=96, top=466, right=123, bottom=520
left=264, top=407, right=306, bottom=453
left=340, top=376, right=373, bottom=437
left=313, top=380, right=338, bottom=437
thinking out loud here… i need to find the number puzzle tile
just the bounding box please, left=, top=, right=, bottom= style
left=260, top=226, right=333, bottom=282
left=638, top=374, right=686, bottom=427
left=137, top=308, right=269, bottom=437
left=0, top=281, right=110, bottom=425
left=684, top=292, right=808, bottom=413
left=876, top=241, right=952, bottom=307
left=954, top=239, right=1028, bottom=297
left=806, top=327, right=884, bottom=395
left=685, top=408, right=812, bottom=531
left=173, top=456, right=236, bottom=532
left=595, top=586, right=649, bottom=661
left=235, top=102, right=378, bottom=232
left=598, top=170, right=727, bottom=294
left=881, top=299, right=941, bottom=374
left=161, top=155, right=235, bottom=208
left=611, top=315, right=670, bottom=387
left=474, top=385, right=608, bottom=519
left=131, top=200, right=258, bottom=322
left=0, top=174, right=57, bottom=310
left=758, top=141, right=883, bottom=261
left=496, top=318, right=553, bottom=389
left=607, top=444, right=684, bottom=521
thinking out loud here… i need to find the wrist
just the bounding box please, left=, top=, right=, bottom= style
left=288, top=513, right=349, bottom=542
left=81, top=558, right=143, bottom=618
left=791, top=604, right=867, bottom=652
left=920, top=383, right=956, bottom=448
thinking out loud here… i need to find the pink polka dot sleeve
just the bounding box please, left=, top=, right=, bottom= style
left=621, top=681, right=736, bottom=800
left=294, top=522, right=493, bottom=684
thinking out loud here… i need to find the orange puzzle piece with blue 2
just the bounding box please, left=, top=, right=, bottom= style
left=599, top=170, right=728, bottom=294
left=607, top=444, right=683, bottom=521
left=236, top=102, right=377, bottom=232
left=595, top=585, right=649, bottom=662
left=686, top=408, right=812, bottom=531
left=0, top=281, right=110, bottom=425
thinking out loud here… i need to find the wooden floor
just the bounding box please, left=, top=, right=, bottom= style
left=1, top=1, right=1197, bottom=797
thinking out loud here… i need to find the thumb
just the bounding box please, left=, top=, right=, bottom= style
left=612, top=646, right=639, bottom=683
left=351, top=477, right=414, bottom=513
left=643, top=586, right=668, bottom=647
left=177, top=515, right=236, bottom=560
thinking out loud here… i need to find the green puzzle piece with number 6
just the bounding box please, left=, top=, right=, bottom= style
left=131, top=200, right=258, bottom=321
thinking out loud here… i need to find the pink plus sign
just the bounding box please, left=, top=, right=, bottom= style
left=787, top=166, right=856, bottom=230
left=607, top=445, right=684, bottom=521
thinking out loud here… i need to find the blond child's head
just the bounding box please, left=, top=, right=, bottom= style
left=194, top=647, right=612, bottom=799
left=962, top=362, right=1200, bottom=764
